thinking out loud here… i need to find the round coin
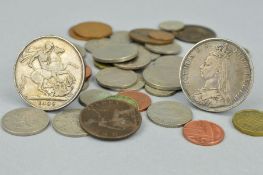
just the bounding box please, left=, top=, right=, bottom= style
left=183, top=120, right=224, bottom=146
left=110, top=31, right=131, bottom=43
left=118, top=91, right=151, bottom=112
left=68, top=27, right=87, bottom=41
left=122, top=74, right=145, bottom=91
left=79, top=89, right=112, bottom=106
left=159, top=20, right=185, bottom=31
left=2, top=108, right=49, bottom=136
left=93, top=43, right=138, bottom=63
left=232, top=110, right=263, bottom=136
left=180, top=38, right=254, bottom=112
left=106, top=95, right=138, bottom=109
left=52, top=109, right=87, bottom=137
left=148, top=30, right=174, bottom=41
left=80, top=100, right=142, bottom=140
left=96, top=67, right=138, bottom=89
left=174, top=25, right=216, bottom=43
left=145, top=85, right=176, bottom=97
left=145, top=43, right=182, bottom=55
left=84, top=38, right=112, bottom=53
left=147, top=101, right=192, bottom=127
left=14, top=36, right=85, bottom=111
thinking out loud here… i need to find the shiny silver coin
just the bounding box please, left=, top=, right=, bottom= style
left=96, top=67, right=138, bottom=89
left=84, top=38, right=112, bottom=53
left=93, top=43, right=138, bottom=63
left=147, top=101, right=192, bottom=127
left=79, top=89, right=112, bottom=106
left=145, top=43, right=182, bottom=55
left=52, top=109, right=88, bottom=137
left=1, top=108, right=49, bottom=136
left=110, top=31, right=131, bottom=43
left=159, top=20, right=185, bottom=31
left=145, top=85, right=176, bottom=97
left=143, top=56, right=182, bottom=90
left=74, top=44, right=87, bottom=58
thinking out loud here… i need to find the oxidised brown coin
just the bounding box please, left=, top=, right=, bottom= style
left=80, top=99, right=142, bottom=140
left=148, top=30, right=174, bottom=42
left=174, top=25, right=216, bottom=43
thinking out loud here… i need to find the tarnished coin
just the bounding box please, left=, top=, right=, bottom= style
left=80, top=100, right=142, bottom=140
left=183, top=120, right=224, bottom=146
left=73, top=22, right=112, bottom=39
left=232, top=110, right=263, bottom=136
left=84, top=38, right=112, bottom=53
left=96, top=67, right=138, bottom=89
left=148, top=30, right=174, bottom=41
left=14, top=36, right=85, bottom=111
left=81, top=81, right=89, bottom=91
left=114, top=45, right=152, bottom=70
left=68, top=27, right=87, bottom=41
left=143, top=56, right=182, bottom=90
left=180, top=38, right=254, bottom=112
left=79, top=89, right=112, bottom=106
left=93, top=60, right=113, bottom=69
left=159, top=20, right=185, bottom=31
left=106, top=95, right=138, bottom=109
left=110, top=31, right=131, bottom=43
left=93, top=43, right=138, bottom=63
left=174, top=25, right=216, bottom=43
left=52, top=109, right=87, bottom=137
left=147, top=101, right=192, bottom=128
left=145, top=85, right=176, bottom=97
left=74, top=44, right=87, bottom=58
left=118, top=91, right=151, bottom=112
left=145, top=43, right=182, bottom=55
left=85, top=65, right=92, bottom=79
left=129, top=28, right=173, bottom=45
left=1, top=108, right=49, bottom=136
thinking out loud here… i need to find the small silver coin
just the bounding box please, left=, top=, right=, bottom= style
left=52, top=109, right=88, bottom=137
left=145, top=43, right=182, bottom=55
left=79, top=89, right=112, bottom=106
left=159, top=20, right=185, bottom=31
left=74, top=44, right=87, bottom=58
left=111, top=74, right=145, bottom=91
left=93, top=43, right=138, bottom=63
left=84, top=38, right=112, bottom=53
left=145, top=85, right=176, bottom=97
left=96, top=67, right=138, bottom=89
left=147, top=101, right=192, bottom=128
left=1, top=108, right=49, bottom=136
left=110, top=31, right=131, bottom=43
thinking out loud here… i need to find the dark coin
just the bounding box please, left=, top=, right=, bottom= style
left=173, top=25, right=216, bottom=43
left=80, top=99, right=142, bottom=140
left=129, top=28, right=173, bottom=45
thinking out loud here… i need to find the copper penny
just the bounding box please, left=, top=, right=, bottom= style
left=73, top=22, right=112, bottom=39
left=129, top=28, right=173, bottom=45
left=85, top=65, right=92, bottom=79
left=68, top=27, right=87, bottom=41
left=148, top=30, right=174, bottom=41
left=80, top=99, right=142, bottom=140
left=183, top=120, right=224, bottom=146
left=118, top=91, right=151, bottom=112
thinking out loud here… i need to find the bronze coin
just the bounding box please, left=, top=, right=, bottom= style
left=118, top=91, right=151, bottom=112
left=129, top=28, right=173, bottom=45
left=85, top=65, right=92, bottom=79
left=173, top=25, right=216, bottom=43
left=148, top=30, right=174, bottom=41
left=80, top=99, right=142, bottom=140
left=73, top=22, right=112, bottom=39
left=183, top=120, right=224, bottom=146
left=68, top=27, right=87, bottom=41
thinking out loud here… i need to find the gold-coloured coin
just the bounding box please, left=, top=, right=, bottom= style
left=232, top=110, right=263, bottom=136
left=14, top=36, right=85, bottom=111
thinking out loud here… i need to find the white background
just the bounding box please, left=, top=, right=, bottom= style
left=0, top=0, right=263, bottom=175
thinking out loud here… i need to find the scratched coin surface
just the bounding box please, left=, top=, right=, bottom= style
left=145, top=42, right=182, bottom=55
left=106, top=95, right=138, bottom=109
left=180, top=38, right=253, bottom=112
left=147, top=101, right=192, bottom=127
left=14, top=36, right=85, bottom=111
left=52, top=109, right=87, bottom=137
left=80, top=100, right=142, bottom=140
left=174, top=25, right=216, bottom=43
left=145, top=85, right=176, bottom=97
left=183, top=120, right=224, bottom=146
left=96, top=67, right=138, bottom=89
left=232, top=110, right=263, bottom=136
left=1, top=108, right=49, bottom=136
left=79, top=89, right=112, bottom=106
left=93, top=43, right=138, bottom=63
left=159, top=20, right=185, bottom=31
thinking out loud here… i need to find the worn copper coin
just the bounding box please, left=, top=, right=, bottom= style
left=80, top=100, right=142, bottom=140
left=148, top=30, right=174, bottom=41
left=118, top=91, right=151, bottom=112
left=174, top=25, right=216, bottom=43
left=85, top=65, right=92, bottom=79
left=129, top=28, right=173, bottom=45
left=68, top=27, right=87, bottom=41
left=183, top=120, right=224, bottom=146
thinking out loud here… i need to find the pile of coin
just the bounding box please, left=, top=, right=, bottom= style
left=1, top=20, right=257, bottom=147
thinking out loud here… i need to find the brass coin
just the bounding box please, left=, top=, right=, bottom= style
left=106, top=95, right=139, bottom=109
left=148, top=30, right=174, bottom=41
left=174, top=25, right=216, bottom=43
left=145, top=85, right=176, bottom=97
left=73, top=21, right=112, bottom=39
left=232, top=110, right=263, bottom=136
left=68, top=27, right=87, bottom=41
left=129, top=28, right=173, bottom=45
left=14, top=36, right=85, bottom=111
left=80, top=99, right=142, bottom=140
